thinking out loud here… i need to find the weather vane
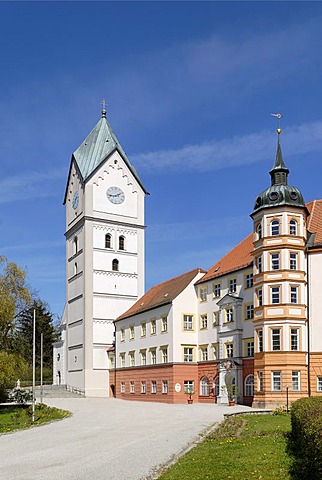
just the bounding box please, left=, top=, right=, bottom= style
left=271, top=112, right=283, bottom=134
left=101, top=99, right=107, bottom=118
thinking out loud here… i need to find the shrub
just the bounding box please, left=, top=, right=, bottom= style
left=288, top=396, right=322, bottom=479
left=8, top=386, right=33, bottom=404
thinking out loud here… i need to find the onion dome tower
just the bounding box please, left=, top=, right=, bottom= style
left=251, top=117, right=309, bottom=409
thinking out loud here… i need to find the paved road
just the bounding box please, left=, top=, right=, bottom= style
left=0, top=398, right=254, bottom=480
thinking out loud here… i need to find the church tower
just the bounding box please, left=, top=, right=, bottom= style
left=61, top=106, right=147, bottom=397
left=251, top=123, right=309, bottom=408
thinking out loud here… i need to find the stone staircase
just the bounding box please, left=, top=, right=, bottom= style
left=34, top=385, right=85, bottom=399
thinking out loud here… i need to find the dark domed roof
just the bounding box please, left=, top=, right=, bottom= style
left=252, top=135, right=306, bottom=214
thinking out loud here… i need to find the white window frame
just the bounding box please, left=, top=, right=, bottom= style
left=151, top=319, right=156, bottom=335
left=161, top=316, right=168, bottom=332
left=151, top=381, right=157, bottom=394
left=272, top=371, right=282, bottom=391
left=271, top=220, right=280, bottom=236
left=161, top=347, right=168, bottom=364
left=184, top=380, right=194, bottom=394
left=199, top=287, right=207, bottom=302
left=291, top=286, right=298, bottom=304
left=245, top=374, right=254, bottom=396
left=290, top=219, right=297, bottom=236
left=201, top=346, right=208, bottom=361
left=184, top=347, right=194, bottom=363
left=272, top=328, right=281, bottom=351
left=200, top=314, right=208, bottom=329
left=183, top=314, right=194, bottom=331
left=271, top=286, right=280, bottom=304
left=141, top=381, right=146, bottom=394
left=247, top=341, right=254, bottom=357
left=121, top=382, right=125, bottom=394
left=130, top=381, right=135, bottom=394
left=317, top=376, right=322, bottom=392
left=292, top=371, right=300, bottom=391
left=229, top=278, right=237, bottom=293
left=162, top=380, right=168, bottom=394
left=290, top=252, right=297, bottom=270
left=141, top=322, right=146, bottom=337
left=225, top=308, right=233, bottom=323
left=200, top=377, right=210, bottom=396
left=290, top=328, right=299, bottom=351
left=151, top=349, right=157, bottom=365
left=271, top=253, right=280, bottom=270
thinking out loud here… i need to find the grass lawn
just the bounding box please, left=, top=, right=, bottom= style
left=0, top=403, right=70, bottom=434
left=159, top=413, right=291, bottom=480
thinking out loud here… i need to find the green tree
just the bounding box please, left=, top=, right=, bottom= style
left=0, top=256, right=31, bottom=351
left=0, top=351, right=29, bottom=387
left=14, top=300, right=59, bottom=381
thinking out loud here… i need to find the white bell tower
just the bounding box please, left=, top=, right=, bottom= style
left=60, top=105, right=147, bottom=397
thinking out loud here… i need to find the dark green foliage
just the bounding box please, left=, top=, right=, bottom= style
left=13, top=300, right=59, bottom=381
left=288, top=397, right=322, bottom=479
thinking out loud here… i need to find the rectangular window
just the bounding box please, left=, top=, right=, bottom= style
left=272, top=328, right=281, bottom=351
left=161, top=347, right=168, bottom=363
left=291, top=328, right=299, bottom=351
left=292, top=371, right=300, bottom=391
left=290, top=253, right=297, bottom=270
left=161, top=316, right=168, bottom=332
left=246, top=273, right=253, bottom=288
left=213, top=283, right=221, bottom=297
left=151, top=381, right=157, bottom=394
left=258, top=329, right=263, bottom=352
left=184, top=347, right=194, bottom=362
left=229, top=278, right=237, bottom=293
left=257, top=256, right=262, bottom=273
left=120, top=328, right=125, bottom=342
left=291, top=286, right=298, bottom=304
left=129, top=325, right=135, bottom=340
left=257, top=288, right=263, bottom=306
left=151, top=349, right=157, bottom=365
left=317, top=377, right=322, bottom=392
left=258, top=371, right=263, bottom=392
left=130, top=381, right=135, bottom=394
left=141, top=322, right=146, bottom=337
left=213, top=311, right=220, bottom=326
left=140, top=350, right=146, bottom=366
left=226, top=343, right=233, bottom=358
left=184, top=380, right=194, bottom=394
left=246, top=304, right=254, bottom=320
left=162, top=380, right=168, bottom=394
left=141, top=381, right=146, bottom=394
left=120, top=353, right=125, bottom=368
left=129, top=352, right=135, bottom=367
left=120, top=382, right=125, bottom=394
left=199, top=287, right=207, bottom=302
left=271, top=286, right=280, bottom=304
left=272, top=371, right=282, bottom=391
left=247, top=341, right=254, bottom=357
left=271, top=253, right=280, bottom=270
left=200, top=314, right=208, bottom=329
left=200, top=346, right=208, bottom=361
left=183, top=314, right=194, bottom=331
left=226, top=308, right=233, bottom=323
left=151, top=319, right=156, bottom=335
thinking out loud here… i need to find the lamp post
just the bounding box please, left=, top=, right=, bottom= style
left=286, top=384, right=289, bottom=413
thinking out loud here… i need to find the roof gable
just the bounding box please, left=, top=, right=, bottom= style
left=307, top=199, right=322, bottom=247
left=116, top=268, right=206, bottom=321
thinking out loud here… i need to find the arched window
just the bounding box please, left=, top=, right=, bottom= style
left=290, top=220, right=297, bottom=236
left=271, top=220, right=280, bottom=236
left=213, top=376, right=220, bottom=397
left=112, top=259, right=119, bottom=272
left=245, top=374, right=254, bottom=396
left=119, top=235, right=125, bottom=251
left=73, top=236, right=78, bottom=255
left=105, top=234, right=112, bottom=249
left=200, top=377, right=210, bottom=396
left=256, top=223, right=262, bottom=240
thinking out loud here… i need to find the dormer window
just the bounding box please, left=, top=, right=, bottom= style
left=105, top=234, right=112, bottom=249
left=271, top=220, right=280, bottom=236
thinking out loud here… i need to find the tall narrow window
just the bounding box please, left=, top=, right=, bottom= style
left=271, top=220, right=280, bottom=236
left=258, top=371, right=264, bottom=391
left=257, top=223, right=262, bottom=240
left=118, top=235, right=125, bottom=251
left=245, top=374, right=254, bottom=396
left=246, top=273, right=253, bottom=288
left=225, top=308, right=233, bottom=323
left=258, top=329, right=263, bottom=352
left=271, top=286, right=280, bottom=304
left=112, top=259, right=119, bottom=271
left=290, top=220, right=297, bottom=236
left=214, top=376, right=220, bottom=397
left=105, top=233, right=112, bottom=249
left=74, top=262, right=78, bottom=276
left=290, top=253, right=297, bottom=270
left=291, top=328, right=299, bottom=351
left=257, top=256, right=262, bottom=273
left=291, top=286, right=298, bottom=304
left=292, top=371, right=300, bottom=391
left=272, top=371, right=282, bottom=391
left=229, top=278, right=237, bottom=293
left=226, top=343, right=234, bottom=358
left=271, top=329, right=281, bottom=350
left=271, top=253, right=280, bottom=270
left=200, top=377, right=210, bottom=396
left=257, top=288, right=263, bottom=306
left=73, top=236, right=78, bottom=255
left=247, top=341, right=254, bottom=357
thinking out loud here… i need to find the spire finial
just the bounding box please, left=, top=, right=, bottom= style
left=271, top=112, right=283, bottom=136
left=101, top=99, right=107, bottom=118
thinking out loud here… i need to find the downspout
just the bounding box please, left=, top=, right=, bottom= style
left=114, top=320, right=117, bottom=398
left=306, top=248, right=311, bottom=397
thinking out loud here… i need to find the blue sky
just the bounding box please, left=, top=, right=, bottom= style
left=1, top=1, right=322, bottom=319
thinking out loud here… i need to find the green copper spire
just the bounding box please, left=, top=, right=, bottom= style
left=269, top=134, right=289, bottom=186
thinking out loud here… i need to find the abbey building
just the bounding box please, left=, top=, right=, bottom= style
left=54, top=111, right=322, bottom=408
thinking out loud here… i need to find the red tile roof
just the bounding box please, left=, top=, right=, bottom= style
left=307, top=199, right=322, bottom=247
left=196, top=234, right=254, bottom=285
left=116, top=268, right=206, bottom=321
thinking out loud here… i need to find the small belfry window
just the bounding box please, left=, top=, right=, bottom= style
left=118, top=235, right=125, bottom=251
left=271, top=220, right=280, bottom=236
left=73, top=236, right=78, bottom=255
left=105, top=234, right=112, bottom=249
left=112, top=259, right=119, bottom=271
left=290, top=219, right=297, bottom=236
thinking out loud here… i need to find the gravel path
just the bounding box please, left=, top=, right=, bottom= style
left=0, top=398, right=253, bottom=480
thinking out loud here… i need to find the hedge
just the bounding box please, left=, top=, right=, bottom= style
left=288, top=396, right=322, bottom=479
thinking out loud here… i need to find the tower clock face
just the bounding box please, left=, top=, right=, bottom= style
left=72, top=191, right=79, bottom=209
left=106, top=186, right=125, bottom=204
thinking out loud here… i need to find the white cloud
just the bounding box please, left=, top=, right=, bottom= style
left=132, top=121, right=322, bottom=173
